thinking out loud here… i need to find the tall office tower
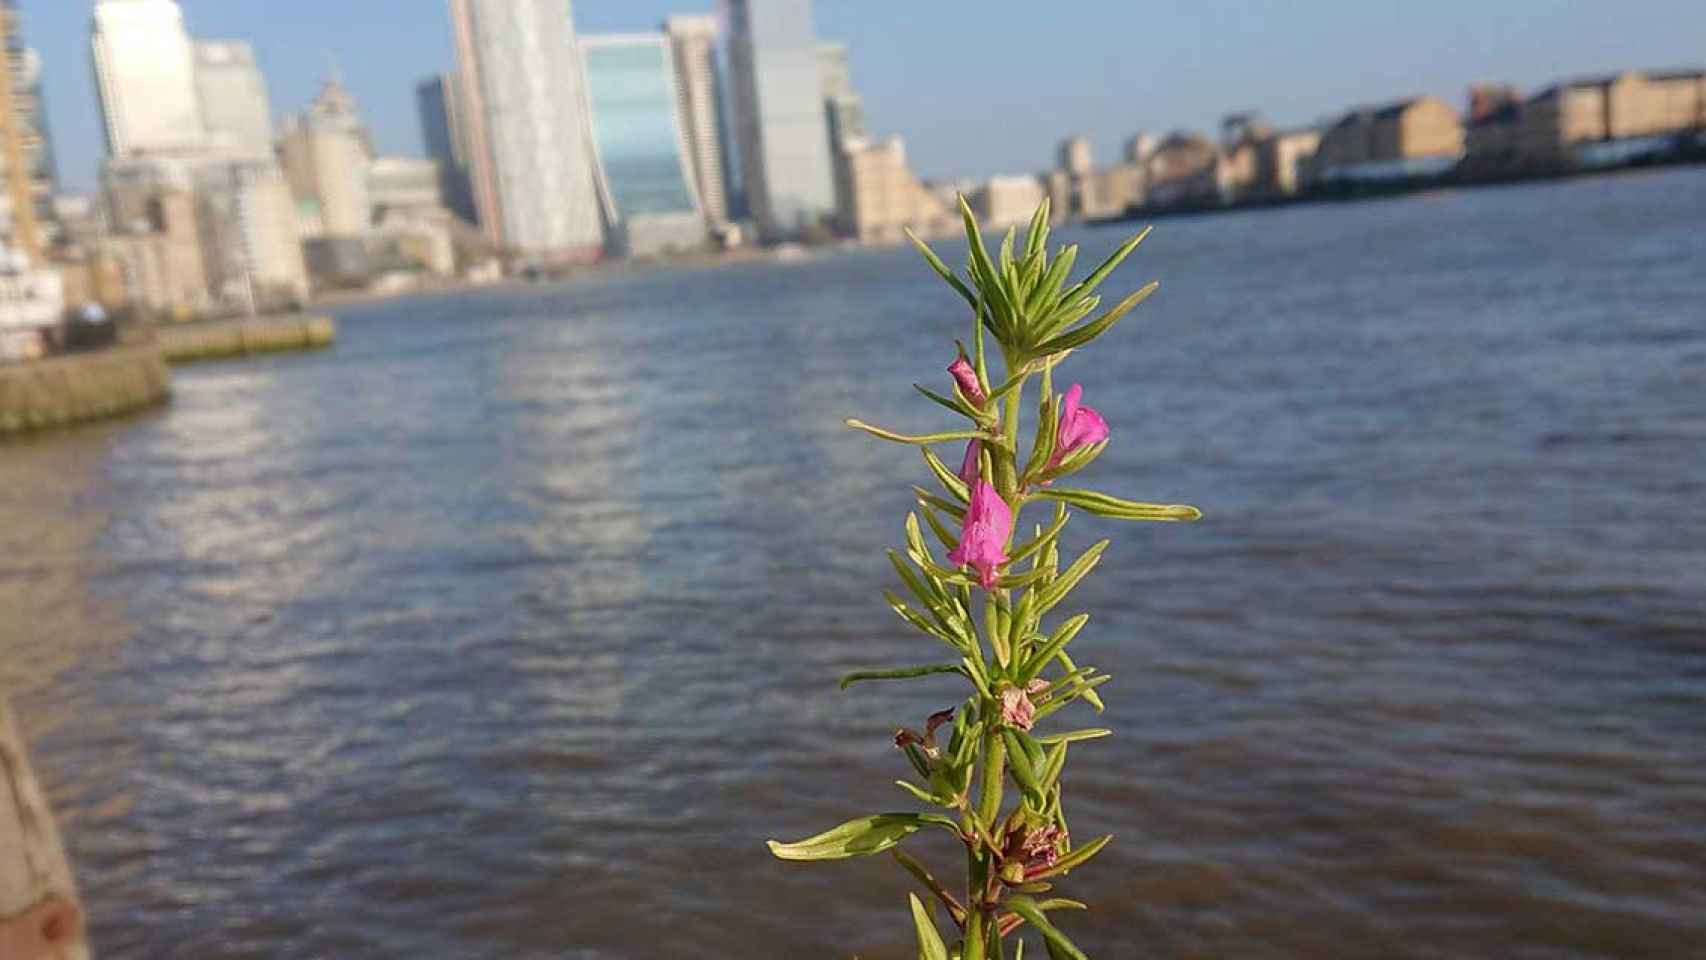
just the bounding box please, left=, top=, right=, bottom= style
left=816, top=41, right=864, bottom=232
left=449, top=0, right=605, bottom=262
left=663, top=15, right=730, bottom=225
left=0, top=3, right=51, bottom=258
left=580, top=33, right=707, bottom=258
left=816, top=42, right=864, bottom=147
left=723, top=0, right=835, bottom=240
left=279, top=73, right=373, bottom=236
left=90, top=0, right=206, bottom=157
left=194, top=41, right=274, bottom=159
left=416, top=73, right=478, bottom=224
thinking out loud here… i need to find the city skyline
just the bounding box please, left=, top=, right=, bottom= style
left=15, top=1, right=1706, bottom=194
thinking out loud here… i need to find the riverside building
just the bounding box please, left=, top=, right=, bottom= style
left=450, top=0, right=605, bottom=263
left=580, top=33, right=708, bottom=258
left=725, top=0, right=836, bottom=240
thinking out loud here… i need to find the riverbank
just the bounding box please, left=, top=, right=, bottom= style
left=0, top=315, right=335, bottom=439
left=1096, top=150, right=1706, bottom=227
left=0, top=344, right=169, bottom=438
left=156, top=314, right=336, bottom=363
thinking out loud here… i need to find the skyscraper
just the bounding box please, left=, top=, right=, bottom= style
left=663, top=15, right=729, bottom=225
left=90, top=0, right=206, bottom=157
left=816, top=41, right=865, bottom=233
left=580, top=33, right=706, bottom=257
left=449, top=0, right=604, bottom=262
left=416, top=73, right=478, bottom=225
left=723, top=0, right=836, bottom=240
left=0, top=2, right=49, bottom=258
left=194, top=41, right=274, bottom=159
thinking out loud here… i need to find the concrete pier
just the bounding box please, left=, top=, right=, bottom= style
left=0, top=345, right=170, bottom=438
left=156, top=314, right=336, bottom=363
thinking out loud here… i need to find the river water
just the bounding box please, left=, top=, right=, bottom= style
left=3, top=168, right=1704, bottom=958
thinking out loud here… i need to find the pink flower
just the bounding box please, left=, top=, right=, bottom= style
left=998, top=679, right=1050, bottom=731
left=947, top=356, right=986, bottom=406
left=957, top=440, right=981, bottom=485
left=1048, top=383, right=1109, bottom=469
left=947, top=480, right=1012, bottom=590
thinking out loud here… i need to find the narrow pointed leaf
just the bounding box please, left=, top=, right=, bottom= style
left=922, top=447, right=972, bottom=503
left=1020, top=614, right=1088, bottom=680
left=840, top=663, right=965, bottom=690
left=1032, top=487, right=1201, bottom=522
left=1005, top=897, right=1088, bottom=960
left=1022, top=834, right=1111, bottom=881
left=1059, top=225, right=1151, bottom=305
left=910, top=893, right=951, bottom=960
left=1032, top=728, right=1112, bottom=746
left=1034, top=282, right=1157, bottom=356
left=906, top=227, right=978, bottom=309
left=847, top=419, right=985, bottom=447
left=767, top=812, right=961, bottom=861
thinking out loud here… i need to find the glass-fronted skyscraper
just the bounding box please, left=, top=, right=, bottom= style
left=580, top=34, right=706, bottom=256
left=415, top=73, right=478, bottom=225
left=450, top=0, right=605, bottom=263
left=90, top=0, right=206, bottom=156
left=723, top=0, right=835, bottom=240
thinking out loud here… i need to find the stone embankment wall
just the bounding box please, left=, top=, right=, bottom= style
left=157, top=315, right=336, bottom=363
left=0, top=315, right=336, bottom=438
left=0, top=345, right=170, bottom=438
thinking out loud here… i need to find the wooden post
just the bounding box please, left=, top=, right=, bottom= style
left=0, top=700, right=88, bottom=960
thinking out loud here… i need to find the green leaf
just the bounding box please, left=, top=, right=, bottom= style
left=1032, top=728, right=1111, bottom=746
left=1006, top=897, right=1088, bottom=960
left=1031, top=488, right=1201, bottom=522
left=1060, top=225, right=1151, bottom=306
left=906, top=227, right=978, bottom=309
left=918, top=502, right=962, bottom=551
left=767, top=812, right=961, bottom=861
left=885, top=591, right=964, bottom=648
left=840, top=663, right=965, bottom=690
left=1019, top=615, right=1088, bottom=681
left=1002, top=728, right=1046, bottom=805
left=910, top=893, right=951, bottom=960
left=1022, top=834, right=1111, bottom=881
left=1054, top=651, right=1104, bottom=713
left=1023, top=198, right=1051, bottom=262
left=1034, top=540, right=1109, bottom=617
left=913, top=383, right=983, bottom=422
left=914, top=487, right=966, bottom=521
left=1028, top=244, right=1077, bottom=314
left=922, top=447, right=972, bottom=503
left=847, top=419, right=986, bottom=447
left=894, top=779, right=947, bottom=806
left=1037, top=440, right=1107, bottom=485
left=1034, top=282, right=1157, bottom=356
left=1008, top=508, right=1070, bottom=566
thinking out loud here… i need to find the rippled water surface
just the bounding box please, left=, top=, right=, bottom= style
left=4, top=169, right=1706, bottom=958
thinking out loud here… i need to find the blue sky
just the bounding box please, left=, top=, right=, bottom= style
left=28, top=1, right=1706, bottom=193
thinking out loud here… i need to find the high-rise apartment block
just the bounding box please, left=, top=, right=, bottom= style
left=450, top=0, right=605, bottom=262
left=194, top=41, right=274, bottom=159
left=724, top=0, right=836, bottom=240
left=90, top=0, right=206, bottom=156
left=663, top=15, right=730, bottom=225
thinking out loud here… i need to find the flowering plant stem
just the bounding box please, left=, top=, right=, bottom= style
left=767, top=198, right=1200, bottom=959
